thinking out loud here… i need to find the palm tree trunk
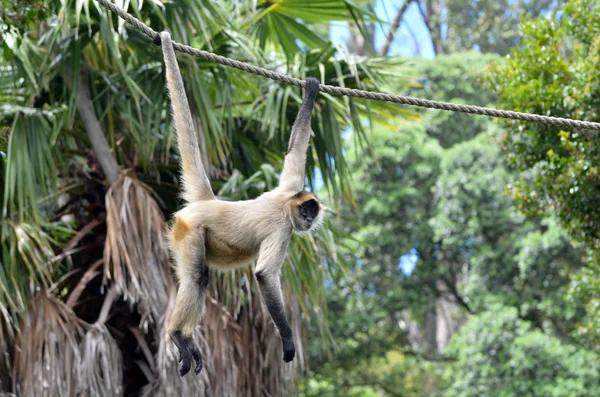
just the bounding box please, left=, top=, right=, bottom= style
left=74, top=68, right=120, bottom=184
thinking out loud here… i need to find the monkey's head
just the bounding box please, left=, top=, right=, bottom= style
left=288, top=191, right=325, bottom=234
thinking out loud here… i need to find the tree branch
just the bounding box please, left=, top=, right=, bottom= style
left=66, top=259, right=103, bottom=308
left=380, top=0, right=413, bottom=56
left=74, top=68, right=121, bottom=184
left=51, top=219, right=103, bottom=264
left=97, top=284, right=118, bottom=324
left=402, top=348, right=456, bottom=362
left=440, top=275, right=473, bottom=314
left=418, top=1, right=439, bottom=55
left=404, top=18, right=422, bottom=56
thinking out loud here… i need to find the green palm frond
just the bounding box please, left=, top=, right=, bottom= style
left=3, top=114, right=60, bottom=219
left=246, top=0, right=378, bottom=58
left=0, top=112, right=71, bottom=317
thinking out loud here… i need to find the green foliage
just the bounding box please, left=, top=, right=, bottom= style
left=431, top=134, right=582, bottom=326
left=445, top=306, right=600, bottom=397
left=434, top=0, right=561, bottom=55
left=298, top=351, right=445, bottom=397
left=486, top=0, right=600, bottom=245
left=485, top=0, right=600, bottom=344
left=248, top=0, right=377, bottom=59
left=347, top=125, right=442, bottom=318
left=408, top=52, right=503, bottom=147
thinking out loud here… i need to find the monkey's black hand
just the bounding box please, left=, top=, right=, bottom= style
left=282, top=337, right=295, bottom=363
left=185, top=336, right=204, bottom=375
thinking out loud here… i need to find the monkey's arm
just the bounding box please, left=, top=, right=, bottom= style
left=279, top=78, right=319, bottom=192
left=160, top=31, right=215, bottom=202
left=254, top=233, right=296, bottom=362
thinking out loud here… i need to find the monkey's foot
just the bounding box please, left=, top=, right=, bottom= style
left=185, top=336, right=203, bottom=374
left=171, top=332, right=204, bottom=376
left=282, top=337, right=295, bottom=363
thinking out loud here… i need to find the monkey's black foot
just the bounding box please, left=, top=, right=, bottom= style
left=179, top=355, right=192, bottom=377
left=185, top=336, right=204, bottom=375
left=282, top=337, right=295, bottom=363
left=171, top=331, right=192, bottom=376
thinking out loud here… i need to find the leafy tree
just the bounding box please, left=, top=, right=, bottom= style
left=300, top=124, right=448, bottom=396
left=445, top=306, right=600, bottom=397
left=299, top=350, right=445, bottom=397
left=485, top=0, right=600, bottom=346
left=380, top=0, right=561, bottom=56
left=431, top=0, right=560, bottom=55
left=431, top=133, right=583, bottom=333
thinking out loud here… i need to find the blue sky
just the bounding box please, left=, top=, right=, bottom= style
left=330, top=0, right=435, bottom=59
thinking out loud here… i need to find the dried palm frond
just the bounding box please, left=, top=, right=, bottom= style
left=103, top=173, right=171, bottom=328
left=231, top=278, right=301, bottom=397
left=13, top=286, right=125, bottom=397
left=76, top=284, right=123, bottom=397
left=77, top=323, right=123, bottom=397
left=0, top=308, right=14, bottom=392
left=141, top=286, right=211, bottom=396
left=13, top=294, right=85, bottom=397
left=202, top=294, right=242, bottom=396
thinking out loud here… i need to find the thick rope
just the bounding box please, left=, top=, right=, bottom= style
left=96, top=0, right=600, bottom=131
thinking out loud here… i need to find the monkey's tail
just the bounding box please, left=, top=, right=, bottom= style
left=160, top=31, right=215, bottom=202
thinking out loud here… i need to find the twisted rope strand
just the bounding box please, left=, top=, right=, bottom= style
left=96, top=0, right=600, bottom=131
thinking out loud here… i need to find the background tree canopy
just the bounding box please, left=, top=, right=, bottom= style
left=2, top=0, right=600, bottom=396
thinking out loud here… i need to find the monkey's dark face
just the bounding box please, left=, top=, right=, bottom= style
left=299, top=199, right=320, bottom=230
left=289, top=191, right=325, bottom=234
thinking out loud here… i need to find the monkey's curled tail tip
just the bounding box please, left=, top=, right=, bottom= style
left=304, top=78, right=320, bottom=100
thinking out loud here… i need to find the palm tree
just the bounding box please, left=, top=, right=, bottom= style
left=0, top=0, right=414, bottom=395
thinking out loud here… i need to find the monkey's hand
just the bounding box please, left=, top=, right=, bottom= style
left=282, top=336, right=295, bottom=362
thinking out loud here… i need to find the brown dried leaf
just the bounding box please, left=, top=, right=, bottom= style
left=13, top=294, right=85, bottom=397
left=77, top=323, right=123, bottom=397
left=103, top=174, right=172, bottom=327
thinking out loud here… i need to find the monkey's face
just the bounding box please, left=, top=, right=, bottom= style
left=290, top=192, right=325, bottom=234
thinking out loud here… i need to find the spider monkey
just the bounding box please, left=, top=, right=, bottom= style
left=158, top=31, right=324, bottom=376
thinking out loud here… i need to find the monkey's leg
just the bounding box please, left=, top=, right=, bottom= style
left=255, top=270, right=295, bottom=362
left=168, top=227, right=209, bottom=376
left=169, top=272, right=208, bottom=375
